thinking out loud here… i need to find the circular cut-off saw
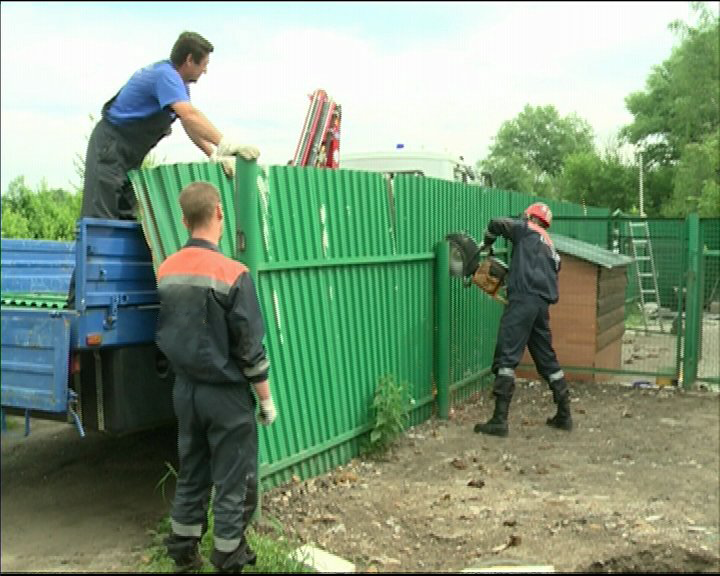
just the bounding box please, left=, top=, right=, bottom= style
left=446, top=232, right=508, bottom=304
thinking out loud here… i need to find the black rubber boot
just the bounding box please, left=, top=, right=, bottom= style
left=165, top=534, right=203, bottom=573
left=546, top=392, right=573, bottom=431
left=474, top=396, right=510, bottom=437
left=210, top=539, right=257, bottom=573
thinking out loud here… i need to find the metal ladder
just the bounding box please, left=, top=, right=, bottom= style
left=628, top=220, right=664, bottom=333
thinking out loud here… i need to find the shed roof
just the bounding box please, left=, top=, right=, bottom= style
left=552, top=234, right=633, bottom=269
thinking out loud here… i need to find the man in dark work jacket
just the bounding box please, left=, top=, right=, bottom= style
left=157, top=181, right=277, bottom=573
left=474, top=202, right=573, bottom=438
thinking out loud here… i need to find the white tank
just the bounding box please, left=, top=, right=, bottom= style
left=340, top=148, right=480, bottom=184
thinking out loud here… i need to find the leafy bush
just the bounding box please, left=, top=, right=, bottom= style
left=2, top=176, right=81, bottom=241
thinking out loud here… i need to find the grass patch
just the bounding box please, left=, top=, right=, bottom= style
left=1, top=414, right=23, bottom=432
left=140, top=511, right=314, bottom=573
left=242, top=517, right=315, bottom=574
left=625, top=302, right=646, bottom=330
left=143, top=459, right=314, bottom=572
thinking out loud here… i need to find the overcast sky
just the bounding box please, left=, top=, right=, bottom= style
left=0, top=1, right=713, bottom=194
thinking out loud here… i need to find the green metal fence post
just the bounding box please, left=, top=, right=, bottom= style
left=234, top=158, right=262, bottom=268
left=434, top=241, right=450, bottom=419
left=683, top=213, right=701, bottom=389
left=233, top=157, right=263, bottom=519
left=675, top=231, right=687, bottom=383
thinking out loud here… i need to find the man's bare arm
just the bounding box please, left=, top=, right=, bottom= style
left=171, top=101, right=221, bottom=157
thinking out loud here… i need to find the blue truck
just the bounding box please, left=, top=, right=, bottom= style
left=1, top=218, right=174, bottom=436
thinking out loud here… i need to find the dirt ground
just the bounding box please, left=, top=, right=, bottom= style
left=0, top=420, right=177, bottom=572
left=2, top=380, right=719, bottom=573
left=259, top=380, right=720, bottom=573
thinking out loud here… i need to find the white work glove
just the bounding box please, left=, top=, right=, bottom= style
left=258, top=397, right=277, bottom=426
left=217, top=135, right=260, bottom=160
left=211, top=153, right=236, bottom=179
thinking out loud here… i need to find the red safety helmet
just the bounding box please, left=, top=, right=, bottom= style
left=524, top=202, right=552, bottom=228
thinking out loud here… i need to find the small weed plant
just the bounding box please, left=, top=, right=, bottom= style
left=367, top=374, right=412, bottom=456
left=155, top=461, right=177, bottom=503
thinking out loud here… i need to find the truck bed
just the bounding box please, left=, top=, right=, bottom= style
left=1, top=219, right=174, bottom=434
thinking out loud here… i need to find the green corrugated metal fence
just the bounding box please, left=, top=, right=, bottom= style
left=236, top=166, right=437, bottom=487
left=616, top=218, right=686, bottom=314
left=129, top=159, right=717, bottom=490
left=687, top=217, right=719, bottom=386
left=129, top=162, right=236, bottom=272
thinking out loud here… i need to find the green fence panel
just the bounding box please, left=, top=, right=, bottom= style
left=393, top=177, right=502, bottom=406
left=701, top=218, right=720, bottom=310
left=697, top=219, right=719, bottom=385
left=648, top=219, right=687, bottom=310
left=235, top=165, right=435, bottom=489
left=128, top=162, right=238, bottom=271
left=616, top=218, right=686, bottom=314
left=131, top=158, right=717, bottom=493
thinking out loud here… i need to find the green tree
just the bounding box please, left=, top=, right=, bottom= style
left=665, top=133, right=720, bottom=217
left=623, top=3, right=719, bottom=162
left=620, top=2, right=719, bottom=215
left=479, top=104, right=595, bottom=198
left=0, top=207, right=31, bottom=239
left=1, top=177, right=81, bottom=241
left=558, top=147, right=636, bottom=212
left=478, top=154, right=537, bottom=195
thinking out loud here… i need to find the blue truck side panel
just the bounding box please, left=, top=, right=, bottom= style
left=1, top=309, right=75, bottom=412
left=1, top=219, right=171, bottom=431
left=0, top=238, right=75, bottom=297
left=72, top=307, right=159, bottom=349
left=74, top=218, right=158, bottom=312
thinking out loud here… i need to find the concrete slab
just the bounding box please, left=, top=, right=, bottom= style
left=462, top=565, right=555, bottom=573
left=291, top=544, right=356, bottom=573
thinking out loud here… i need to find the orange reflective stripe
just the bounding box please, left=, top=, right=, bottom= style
left=527, top=221, right=554, bottom=248
left=158, top=247, right=247, bottom=285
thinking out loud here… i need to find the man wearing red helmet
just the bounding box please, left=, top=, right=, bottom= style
left=474, top=202, right=572, bottom=437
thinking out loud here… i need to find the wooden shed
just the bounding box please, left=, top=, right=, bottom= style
left=517, top=235, right=633, bottom=383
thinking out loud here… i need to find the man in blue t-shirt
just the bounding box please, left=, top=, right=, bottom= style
left=80, top=31, right=259, bottom=220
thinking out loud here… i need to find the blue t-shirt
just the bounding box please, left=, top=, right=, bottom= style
left=106, top=60, right=189, bottom=125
